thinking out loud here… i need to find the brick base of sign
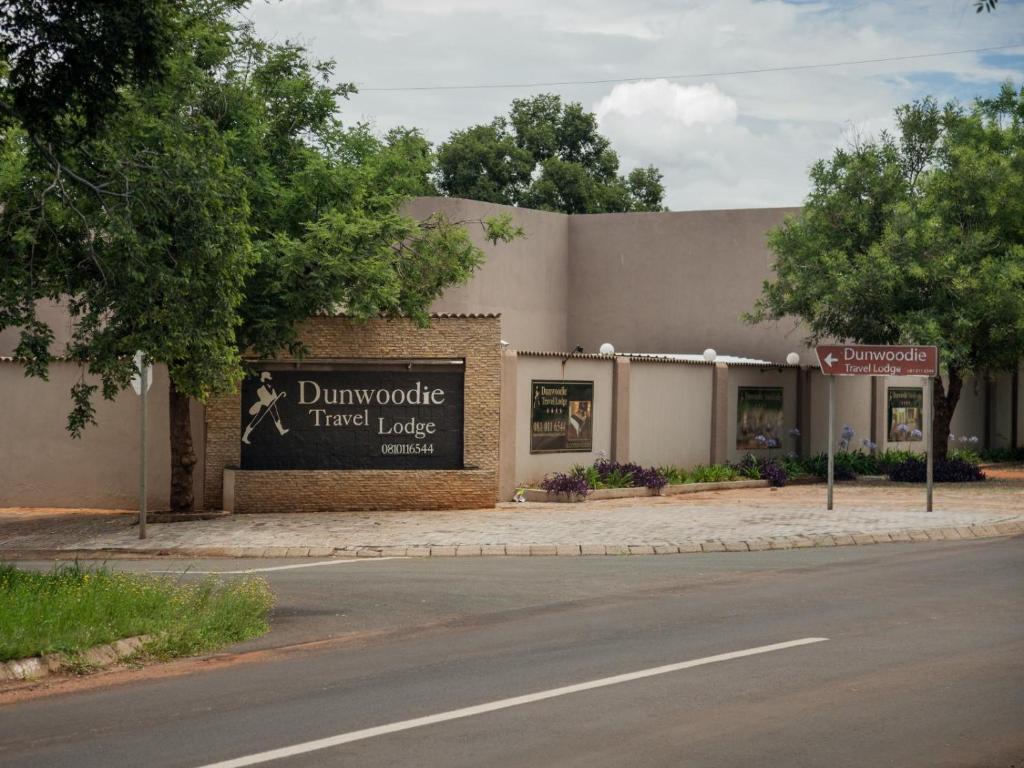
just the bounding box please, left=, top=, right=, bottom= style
left=224, top=468, right=498, bottom=513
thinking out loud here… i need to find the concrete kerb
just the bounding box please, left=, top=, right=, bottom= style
left=0, top=635, right=151, bottom=683
left=0, top=523, right=1021, bottom=563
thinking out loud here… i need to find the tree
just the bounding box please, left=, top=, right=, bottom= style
left=436, top=94, right=666, bottom=213
left=1, top=2, right=520, bottom=513
left=748, top=85, right=1024, bottom=459
left=0, top=0, right=176, bottom=143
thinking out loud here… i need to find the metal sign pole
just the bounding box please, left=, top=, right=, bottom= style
left=139, top=357, right=148, bottom=540
left=926, top=375, right=934, bottom=512
left=827, top=374, right=835, bottom=511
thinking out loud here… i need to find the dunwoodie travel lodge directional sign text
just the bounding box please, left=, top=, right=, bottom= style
left=815, top=344, right=939, bottom=378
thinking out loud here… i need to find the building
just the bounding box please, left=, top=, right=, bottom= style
left=1, top=198, right=1020, bottom=510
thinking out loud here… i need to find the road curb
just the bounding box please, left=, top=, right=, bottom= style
left=0, top=635, right=151, bottom=682
left=1, top=521, right=1021, bottom=561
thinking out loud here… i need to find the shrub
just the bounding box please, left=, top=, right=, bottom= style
left=887, top=457, right=986, bottom=483
left=875, top=449, right=919, bottom=474
left=758, top=459, right=788, bottom=487
left=801, top=453, right=856, bottom=481
left=733, top=454, right=788, bottom=486
left=592, top=459, right=668, bottom=490
left=541, top=472, right=591, bottom=497
left=659, top=466, right=687, bottom=484
left=977, top=446, right=1024, bottom=462
left=687, top=464, right=739, bottom=483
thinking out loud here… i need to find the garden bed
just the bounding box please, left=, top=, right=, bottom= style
left=521, top=479, right=770, bottom=503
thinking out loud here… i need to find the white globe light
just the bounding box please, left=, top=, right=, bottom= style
left=703, top=348, right=717, bottom=363
left=786, top=352, right=800, bottom=366
left=599, top=342, right=615, bottom=355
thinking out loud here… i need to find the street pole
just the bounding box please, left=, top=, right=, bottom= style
left=926, top=375, right=934, bottom=512
left=827, top=374, right=835, bottom=511
left=139, top=357, right=148, bottom=540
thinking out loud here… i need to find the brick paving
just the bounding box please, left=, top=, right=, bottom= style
left=1, top=475, right=1022, bottom=558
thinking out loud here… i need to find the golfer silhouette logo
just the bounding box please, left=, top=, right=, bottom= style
left=241, top=371, right=289, bottom=445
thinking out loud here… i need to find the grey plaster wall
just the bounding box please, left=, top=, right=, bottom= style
left=566, top=207, right=805, bottom=361
left=406, top=197, right=570, bottom=352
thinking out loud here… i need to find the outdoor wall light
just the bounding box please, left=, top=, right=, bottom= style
left=786, top=352, right=800, bottom=366
left=599, top=342, right=615, bottom=355
left=703, top=348, right=717, bottom=363
left=561, top=345, right=585, bottom=365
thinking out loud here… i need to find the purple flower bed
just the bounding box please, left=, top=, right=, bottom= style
left=540, top=459, right=669, bottom=497
left=539, top=473, right=591, bottom=497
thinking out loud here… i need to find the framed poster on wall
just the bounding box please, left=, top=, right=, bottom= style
left=530, top=380, right=594, bottom=453
left=888, top=387, right=923, bottom=442
left=737, top=387, right=784, bottom=449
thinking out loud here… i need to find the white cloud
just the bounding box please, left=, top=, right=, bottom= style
left=595, top=81, right=738, bottom=126
left=244, top=0, right=1024, bottom=210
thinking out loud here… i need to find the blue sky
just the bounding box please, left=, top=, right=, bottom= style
left=248, top=0, right=1024, bottom=210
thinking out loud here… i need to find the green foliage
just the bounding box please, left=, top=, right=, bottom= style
left=437, top=94, right=666, bottom=213
left=0, top=0, right=181, bottom=143
left=1, top=4, right=520, bottom=488
left=686, top=464, right=740, bottom=483
left=0, top=562, right=272, bottom=661
left=749, top=84, right=1024, bottom=459
left=659, top=466, right=687, bottom=484
left=976, top=445, right=1024, bottom=462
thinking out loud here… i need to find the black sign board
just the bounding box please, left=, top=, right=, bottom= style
left=530, top=380, right=594, bottom=453
left=240, top=367, right=464, bottom=470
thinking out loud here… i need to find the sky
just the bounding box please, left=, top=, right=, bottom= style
left=245, top=0, right=1024, bottom=211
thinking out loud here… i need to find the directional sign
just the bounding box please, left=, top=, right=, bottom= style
left=816, top=344, right=939, bottom=377
left=131, top=351, right=153, bottom=395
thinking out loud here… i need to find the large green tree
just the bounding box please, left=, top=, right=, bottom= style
left=749, top=85, right=1024, bottom=459
left=436, top=94, right=666, bottom=213
left=1, top=2, right=519, bottom=512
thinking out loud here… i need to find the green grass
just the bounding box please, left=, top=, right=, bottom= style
left=0, top=562, right=274, bottom=662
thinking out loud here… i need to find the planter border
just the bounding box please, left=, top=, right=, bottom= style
left=0, top=635, right=151, bottom=683
left=521, top=479, right=769, bottom=503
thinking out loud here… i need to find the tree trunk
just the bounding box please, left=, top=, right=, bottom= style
left=932, top=366, right=963, bottom=461
left=169, top=379, right=196, bottom=514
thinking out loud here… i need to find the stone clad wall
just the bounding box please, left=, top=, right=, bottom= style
left=205, top=315, right=501, bottom=512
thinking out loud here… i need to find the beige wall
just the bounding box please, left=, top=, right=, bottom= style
left=406, top=197, right=570, bottom=352
left=514, top=355, right=613, bottom=486
left=627, top=360, right=713, bottom=468
left=727, top=366, right=800, bottom=463
left=807, top=372, right=873, bottom=457
left=947, top=375, right=985, bottom=448
left=565, top=207, right=806, bottom=361
left=0, top=361, right=204, bottom=508
left=990, top=372, right=1014, bottom=450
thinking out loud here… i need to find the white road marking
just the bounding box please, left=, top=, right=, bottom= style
left=193, top=636, right=829, bottom=768
left=152, top=557, right=403, bottom=575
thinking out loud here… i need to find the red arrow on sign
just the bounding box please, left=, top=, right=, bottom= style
left=816, top=344, right=939, bottom=377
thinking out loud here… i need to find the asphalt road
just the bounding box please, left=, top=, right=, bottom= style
left=2, top=538, right=1023, bottom=767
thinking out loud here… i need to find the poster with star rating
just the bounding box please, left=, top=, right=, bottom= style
left=530, top=380, right=594, bottom=453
